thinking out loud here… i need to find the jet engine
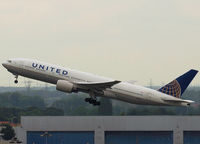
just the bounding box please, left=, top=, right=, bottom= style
left=56, top=80, right=75, bottom=93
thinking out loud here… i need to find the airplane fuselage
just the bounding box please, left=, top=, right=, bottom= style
left=2, top=59, right=193, bottom=106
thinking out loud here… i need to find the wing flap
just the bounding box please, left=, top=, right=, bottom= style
left=74, top=80, right=121, bottom=90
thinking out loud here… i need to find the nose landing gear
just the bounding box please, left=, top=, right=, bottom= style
left=14, top=75, right=18, bottom=84
left=14, top=80, right=18, bottom=84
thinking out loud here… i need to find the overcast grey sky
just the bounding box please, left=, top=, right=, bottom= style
left=0, top=0, right=200, bottom=87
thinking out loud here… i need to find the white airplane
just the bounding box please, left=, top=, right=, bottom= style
left=2, top=58, right=198, bottom=106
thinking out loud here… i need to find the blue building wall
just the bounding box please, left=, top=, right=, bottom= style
left=105, top=131, right=173, bottom=144
left=184, top=131, right=200, bottom=144
left=27, top=131, right=94, bottom=144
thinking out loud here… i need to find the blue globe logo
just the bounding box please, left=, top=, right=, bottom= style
left=159, top=80, right=181, bottom=98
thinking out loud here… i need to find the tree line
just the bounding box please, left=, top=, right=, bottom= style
left=0, top=88, right=200, bottom=123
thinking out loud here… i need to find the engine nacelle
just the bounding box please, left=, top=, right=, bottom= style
left=56, top=80, right=74, bottom=93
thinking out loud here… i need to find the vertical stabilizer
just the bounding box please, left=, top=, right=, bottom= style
left=158, top=69, right=198, bottom=98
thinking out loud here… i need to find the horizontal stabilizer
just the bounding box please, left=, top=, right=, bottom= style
left=163, top=99, right=194, bottom=103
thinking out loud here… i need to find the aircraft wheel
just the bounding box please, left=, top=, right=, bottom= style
left=91, top=99, right=96, bottom=103
left=85, top=98, right=90, bottom=102
left=14, top=80, right=18, bottom=84
left=88, top=99, right=93, bottom=104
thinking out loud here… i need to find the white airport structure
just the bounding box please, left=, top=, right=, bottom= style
left=15, top=116, right=200, bottom=144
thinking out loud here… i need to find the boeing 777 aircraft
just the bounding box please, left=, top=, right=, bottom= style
left=2, top=58, right=198, bottom=106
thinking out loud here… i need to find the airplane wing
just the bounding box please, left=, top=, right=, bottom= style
left=74, top=80, right=121, bottom=91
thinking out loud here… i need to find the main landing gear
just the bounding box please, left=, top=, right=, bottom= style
left=85, top=91, right=101, bottom=106
left=85, top=98, right=100, bottom=106
left=14, top=75, right=18, bottom=84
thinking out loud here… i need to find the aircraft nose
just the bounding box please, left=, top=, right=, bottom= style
left=2, top=62, right=8, bottom=68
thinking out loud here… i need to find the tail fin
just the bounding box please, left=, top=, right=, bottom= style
left=158, top=69, right=198, bottom=98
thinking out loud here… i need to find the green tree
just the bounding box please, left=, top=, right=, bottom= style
left=0, top=92, right=45, bottom=108
left=52, top=95, right=88, bottom=115
left=127, top=106, right=176, bottom=115
left=43, top=107, right=64, bottom=116
left=98, top=98, right=112, bottom=115
left=0, top=124, right=15, bottom=140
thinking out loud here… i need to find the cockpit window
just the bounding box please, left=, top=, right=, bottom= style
left=7, top=60, right=12, bottom=63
